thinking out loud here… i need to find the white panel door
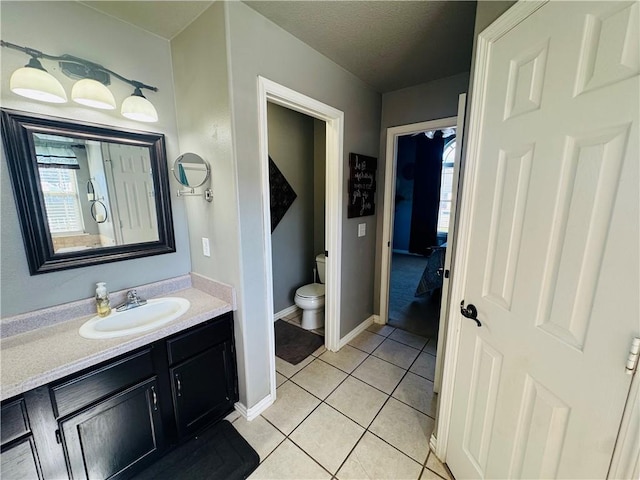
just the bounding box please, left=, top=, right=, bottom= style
left=447, top=1, right=639, bottom=479
left=106, top=143, right=159, bottom=244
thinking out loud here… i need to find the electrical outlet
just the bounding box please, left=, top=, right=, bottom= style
left=202, top=237, right=210, bottom=257
left=358, top=223, right=366, bottom=237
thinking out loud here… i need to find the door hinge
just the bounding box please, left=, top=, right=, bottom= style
left=444, top=269, right=450, bottom=279
left=55, top=429, right=62, bottom=444
left=625, top=337, right=640, bottom=375
left=388, top=241, right=390, bottom=247
left=325, top=250, right=328, bottom=257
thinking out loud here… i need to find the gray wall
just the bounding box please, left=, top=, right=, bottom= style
left=225, top=1, right=381, bottom=407
left=170, top=2, right=247, bottom=403
left=373, top=72, right=471, bottom=313
left=268, top=103, right=315, bottom=314
left=0, top=1, right=190, bottom=317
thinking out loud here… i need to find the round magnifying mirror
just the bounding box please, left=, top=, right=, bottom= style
left=172, top=153, right=209, bottom=188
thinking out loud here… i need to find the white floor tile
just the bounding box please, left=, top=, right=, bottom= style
left=224, top=409, right=242, bottom=423
left=232, top=416, right=285, bottom=461
left=248, top=439, right=330, bottom=480
left=389, top=329, right=428, bottom=350
left=291, top=359, right=347, bottom=399
left=311, top=344, right=327, bottom=357
left=352, top=356, right=406, bottom=394
left=421, top=467, right=445, bottom=479
left=392, top=372, right=437, bottom=418
left=426, top=451, right=453, bottom=479
left=369, top=397, right=433, bottom=464
left=372, top=338, right=420, bottom=369
left=290, top=403, right=364, bottom=474
left=326, top=376, right=388, bottom=428
left=275, top=372, right=287, bottom=387
left=275, top=354, right=314, bottom=378
left=318, top=345, right=368, bottom=373
left=410, top=351, right=436, bottom=381
left=349, top=330, right=385, bottom=353
left=262, top=381, right=320, bottom=435
left=366, top=323, right=396, bottom=337
left=336, top=432, right=422, bottom=480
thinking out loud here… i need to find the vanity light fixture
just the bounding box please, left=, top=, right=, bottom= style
left=8, top=56, right=67, bottom=104
left=1, top=40, right=159, bottom=122
left=71, top=78, right=117, bottom=110
left=121, top=87, right=158, bottom=123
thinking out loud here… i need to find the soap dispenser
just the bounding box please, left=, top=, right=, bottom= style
left=95, top=282, right=111, bottom=317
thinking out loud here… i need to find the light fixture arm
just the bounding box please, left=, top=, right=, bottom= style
left=0, top=40, right=158, bottom=93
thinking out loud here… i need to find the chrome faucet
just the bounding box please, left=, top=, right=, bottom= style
left=116, top=290, right=147, bottom=311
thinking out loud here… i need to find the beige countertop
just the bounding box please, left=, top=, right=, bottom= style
left=1, top=282, right=233, bottom=401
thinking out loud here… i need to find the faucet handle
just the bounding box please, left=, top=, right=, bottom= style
left=127, top=290, right=138, bottom=300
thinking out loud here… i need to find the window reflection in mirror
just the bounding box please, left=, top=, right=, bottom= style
left=1, top=109, right=175, bottom=275
left=34, top=133, right=160, bottom=254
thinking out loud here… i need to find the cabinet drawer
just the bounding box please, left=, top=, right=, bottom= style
left=1, top=399, right=30, bottom=445
left=167, top=313, right=232, bottom=366
left=52, top=348, right=154, bottom=418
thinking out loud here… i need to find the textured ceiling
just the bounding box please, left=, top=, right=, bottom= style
left=83, top=1, right=476, bottom=93
left=244, top=1, right=477, bottom=92
left=80, top=1, right=214, bottom=40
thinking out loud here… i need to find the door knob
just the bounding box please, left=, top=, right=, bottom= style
left=460, top=301, right=481, bottom=327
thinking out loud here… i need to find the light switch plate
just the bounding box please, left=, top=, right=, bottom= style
left=358, top=223, right=366, bottom=237
left=202, top=237, right=211, bottom=257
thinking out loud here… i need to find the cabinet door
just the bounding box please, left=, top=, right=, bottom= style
left=61, top=377, right=164, bottom=480
left=1, top=437, right=43, bottom=480
left=171, top=343, right=233, bottom=438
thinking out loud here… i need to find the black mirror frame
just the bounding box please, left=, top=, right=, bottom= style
left=1, top=108, right=176, bottom=275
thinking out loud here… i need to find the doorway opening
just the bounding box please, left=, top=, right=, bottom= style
left=258, top=77, right=344, bottom=406
left=267, top=102, right=327, bottom=360
left=380, top=94, right=466, bottom=433
left=388, top=128, right=457, bottom=338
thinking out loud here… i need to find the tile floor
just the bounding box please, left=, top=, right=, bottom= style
left=229, top=322, right=455, bottom=480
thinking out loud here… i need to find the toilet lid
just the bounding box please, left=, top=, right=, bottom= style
left=296, top=283, right=325, bottom=298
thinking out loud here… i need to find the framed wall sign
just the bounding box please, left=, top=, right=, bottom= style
left=347, top=152, right=377, bottom=218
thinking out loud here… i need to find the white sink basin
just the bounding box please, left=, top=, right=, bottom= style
left=79, top=297, right=191, bottom=339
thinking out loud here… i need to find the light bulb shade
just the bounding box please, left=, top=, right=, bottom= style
left=121, top=93, right=158, bottom=123
left=71, top=78, right=116, bottom=110
left=10, top=66, right=67, bottom=103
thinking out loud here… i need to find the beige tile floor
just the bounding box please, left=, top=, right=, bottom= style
left=230, top=322, right=455, bottom=480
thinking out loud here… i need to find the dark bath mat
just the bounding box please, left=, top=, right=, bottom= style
left=275, top=319, right=324, bottom=365
left=131, top=420, right=259, bottom=480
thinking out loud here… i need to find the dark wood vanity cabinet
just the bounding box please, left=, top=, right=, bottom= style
left=0, top=399, right=44, bottom=479
left=167, top=316, right=238, bottom=439
left=0, top=312, right=238, bottom=480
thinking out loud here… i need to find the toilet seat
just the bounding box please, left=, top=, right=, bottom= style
left=296, top=283, right=325, bottom=298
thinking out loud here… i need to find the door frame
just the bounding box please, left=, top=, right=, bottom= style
left=379, top=116, right=457, bottom=326
left=257, top=77, right=345, bottom=400
left=434, top=0, right=548, bottom=462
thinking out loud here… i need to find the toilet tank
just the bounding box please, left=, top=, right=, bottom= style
left=316, top=253, right=326, bottom=284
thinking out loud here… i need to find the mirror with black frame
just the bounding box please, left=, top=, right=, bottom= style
left=1, top=109, right=175, bottom=274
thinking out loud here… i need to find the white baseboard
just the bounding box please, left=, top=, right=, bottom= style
left=274, top=305, right=299, bottom=321
left=235, top=393, right=275, bottom=421
left=339, top=314, right=377, bottom=349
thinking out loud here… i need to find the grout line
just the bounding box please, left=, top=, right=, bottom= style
left=262, top=328, right=439, bottom=477
left=286, top=435, right=337, bottom=478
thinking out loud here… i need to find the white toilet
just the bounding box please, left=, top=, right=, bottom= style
left=294, top=253, right=326, bottom=330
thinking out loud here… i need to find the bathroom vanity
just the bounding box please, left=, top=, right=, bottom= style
left=0, top=278, right=239, bottom=480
